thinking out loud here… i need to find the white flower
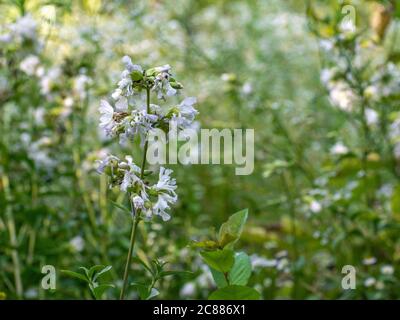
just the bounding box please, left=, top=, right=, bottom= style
left=152, top=67, right=177, bottom=100
left=73, top=74, right=92, bottom=100
left=70, top=236, right=85, bottom=252
left=242, top=82, right=253, bottom=95
left=180, top=282, right=196, bottom=298
left=122, top=55, right=143, bottom=73
left=319, top=39, right=334, bottom=51
left=339, top=19, right=356, bottom=35
left=310, top=200, right=322, bottom=213
left=119, top=156, right=142, bottom=192
left=10, top=15, right=37, bottom=40
left=250, top=254, right=277, bottom=268
left=99, top=100, right=115, bottom=132
left=365, top=108, right=378, bottom=126
left=19, top=55, right=40, bottom=76
left=172, top=97, right=199, bottom=128
left=363, top=257, right=377, bottom=266
left=364, top=277, right=376, bottom=287
left=330, top=142, right=348, bottom=155
left=381, top=265, right=394, bottom=275
left=328, top=82, right=357, bottom=112
left=150, top=167, right=178, bottom=221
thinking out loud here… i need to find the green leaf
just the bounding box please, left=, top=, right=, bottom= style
left=228, top=252, right=252, bottom=286
left=93, top=284, right=114, bottom=300
left=131, top=282, right=151, bottom=300
left=190, top=240, right=220, bottom=250
left=89, top=265, right=107, bottom=279
left=209, top=285, right=260, bottom=300
left=110, top=201, right=131, bottom=215
left=93, top=265, right=112, bottom=282
left=218, top=209, right=248, bottom=248
left=61, top=270, right=88, bottom=283
left=210, top=268, right=228, bottom=288
left=200, top=249, right=234, bottom=273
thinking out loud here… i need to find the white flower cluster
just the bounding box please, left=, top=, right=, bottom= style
left=97, top=155, right=177, bottom=221
left=0, top=14, right=38, bottom=44
left=99, top=56, right=198, bottom=145
left=97, top=56, right=199, bottom=221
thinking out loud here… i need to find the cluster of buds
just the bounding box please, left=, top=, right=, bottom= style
left=97, top=56, right=198, bottom=221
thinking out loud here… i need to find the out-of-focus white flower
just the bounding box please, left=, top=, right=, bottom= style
left=320, top=68, right=335, bottom=85
left=242, top=82, right=253, bottom=95
left=339, top=19, right=356, bottom=35
left=33, top=107, right=45, bottom=126
left=364, top=277, right=376, bottom=287
left=365, top=108, right=378, bottom=126
left=381, top=265, right=394, bottom=275
left=330, top=142, right=348, bottom=155
left=363, top=257, right=377, bottom=266
left=319, top=39, right=334, bottom=52
left=70, top=236, right=85, bottom=252
left=73, top=74, right=92, bottom=100
left=9, top=15, right=37, bottom=41
left=19, top=55, right=40, bottom=76
left=310, top=200, right=322, bottom=213
left=328, top=82, right=357, bottom=112
left=250, top=254, right=277, bottom=268
left=180, top=282, right=196, bottom=298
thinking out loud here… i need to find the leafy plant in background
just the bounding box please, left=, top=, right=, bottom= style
left=193, top=209, right=260, bottom=300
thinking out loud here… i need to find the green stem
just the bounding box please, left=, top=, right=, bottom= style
left=119, top=216, right=140, bottom=300
left=119, top=86, right=151, bottom=299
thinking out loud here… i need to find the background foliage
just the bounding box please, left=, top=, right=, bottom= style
left=1, top=0, right=400, bottom=299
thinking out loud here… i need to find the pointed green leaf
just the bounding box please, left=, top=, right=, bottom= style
left=218, top=209, right=248, bottom=248
left=61, top=270, right=89, bottom=283
left=200, top=249, right=234, bottom=273
left=228, top=252, right=252, bottom=286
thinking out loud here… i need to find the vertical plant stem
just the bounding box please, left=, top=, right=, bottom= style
left=119, top=86, right=151, bottom=299
left=119, top=215, right=140, bottom=300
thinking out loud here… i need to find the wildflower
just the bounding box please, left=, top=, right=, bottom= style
left=364, top=277, right=376, bottom=287
left=363, top=257, right=377, bottom=266
left=170, top=97, right=199, bottom=129
left=19, top=55, right=40, bottom=76
left=328, top=81, right=357, bottom=112
left=330, top=142, right=348, bottom=155
left=381, top=265, right=394, bottom=275
left=70, top=236, right=85, bottom=252
left=365, top=108, right=379, bottom=126
left=310, top=200, right=322, bottom=213
left=99, top=100, right=116, bottom=133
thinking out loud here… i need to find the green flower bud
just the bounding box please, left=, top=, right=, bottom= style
left=131, top=70, right=143, bottom=82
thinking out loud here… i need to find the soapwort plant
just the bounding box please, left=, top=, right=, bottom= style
left=94, top=56, right=198, bottom=299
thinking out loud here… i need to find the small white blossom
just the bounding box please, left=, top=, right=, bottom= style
left=381, top=265, right=394, bottom=275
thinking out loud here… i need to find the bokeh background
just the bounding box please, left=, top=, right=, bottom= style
left=1, top=0, right=400, bottom=299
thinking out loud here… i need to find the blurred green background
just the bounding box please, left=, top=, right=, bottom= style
left=1, top=0, right=400, bottom=299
